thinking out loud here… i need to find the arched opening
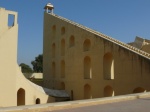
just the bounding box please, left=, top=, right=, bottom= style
left=84, top=84, right=92, bottom=99
left=84, top=56, right=92, bottom=79
left=104, top=85, right=114, bottom=97
left=103, top=53, right=114, bottom=80
left=52, top=43, right=56, bottom=58
left=61, top=27, right=65, bottom=35
left=61, top=60, right=65, bottom=78
left=69, top=35, right=75, bottom=47
left=83, top=39, right=91, bottom=51
left=17, top=88, right=25, bottom=106
left=61, top=39, right=65, bottom=56
left=60, top=82, right=65, bottom=90
left=36, top=98, right=40, bottom=104
left=52, top=25, right=56, bottom=39
left=52, top=62, right=55, bottom=77
left=133, top=87, right=146, bottom=93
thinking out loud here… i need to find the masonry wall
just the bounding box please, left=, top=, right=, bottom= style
left=43, top=12, right=150, bottom=100
left=0, top=8, right=18, bottom=107
left=0, top=8, right=55, bottom=107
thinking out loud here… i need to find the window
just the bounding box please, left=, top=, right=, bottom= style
left=8, top=14, right=15, bottom=27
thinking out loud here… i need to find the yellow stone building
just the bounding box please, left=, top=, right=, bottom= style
left=1, top=4, right=150, bottom=107
left=0, top=7, right=69, bottom=107
left=43, top=9, right=150, bottom=100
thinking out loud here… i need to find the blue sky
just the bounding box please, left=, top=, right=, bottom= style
left=0, top=0, right=150, bottom=67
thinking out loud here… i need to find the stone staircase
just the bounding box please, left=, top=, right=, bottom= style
left=50, top=13, right=150, bottom=60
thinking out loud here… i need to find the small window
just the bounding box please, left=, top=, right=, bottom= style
left=8, top=14, right=15, bottom=27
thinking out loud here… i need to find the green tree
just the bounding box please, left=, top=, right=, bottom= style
left=31, top=54, right=43, bottom=73
left=19, top=63, right=33, bottom=73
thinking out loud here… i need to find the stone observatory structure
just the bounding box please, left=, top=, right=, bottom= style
left=43, top=5, right=150, bottom=100
left=0, top=7, right=68, bottom=107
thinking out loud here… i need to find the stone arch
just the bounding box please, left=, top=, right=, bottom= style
left=104, top=85, right=114, bottom=97
left=60, top=82, right=65, bottom=90
left=69, top=35, right=75, bottom=47
left=84, top=84, right=92, bottom=99
left=133, top=87, right=146, bottom=93
left=17, top=88, right=25, bottom=106
left=61, top=60, right=65, bottom=78
left=84, top=56, right=92, bottom=79
left=61, top=27, right=65, bottom=35
left=61, top=39, right=65, bottom=56
left=52, top=43, right=56, bottom=58
left=52, top=62, right=55, bottom=77
left=103, top=52, right=114, bottom=80
left=36, top=98, right=40, bottom=104
left=83, top=39, right=91, bottom=51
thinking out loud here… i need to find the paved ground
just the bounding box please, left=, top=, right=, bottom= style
left=1, top=92, right=150, bottom=112
left=50, top=98, right=150, bottom=112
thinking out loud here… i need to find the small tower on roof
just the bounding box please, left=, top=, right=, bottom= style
left=44, top=3, right=54, bottom=14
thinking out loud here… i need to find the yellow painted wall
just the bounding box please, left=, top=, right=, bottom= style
left=0, top=8, right=55, bottom=107
left=43, top=12, right=150, bottom=100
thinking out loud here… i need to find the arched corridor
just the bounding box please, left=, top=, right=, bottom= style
left=17, top=88, right=25, bottom=106
left=104, top=85, right=114, bottom=97
left=83, top=39, right=91, bottom=51
left=84, top=56, right=92, bottom=79
left=84, top=84, right=92, bottom=99
left=36, top=98, right=40, bottom=104
left=133, top=87, right=146, bottom=93
left=103, top=53, right=114, bottom=80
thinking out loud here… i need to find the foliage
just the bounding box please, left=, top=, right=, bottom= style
left=19, top=63, right=33, bottom=73
left=31, top=54, right=43, bottom=73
